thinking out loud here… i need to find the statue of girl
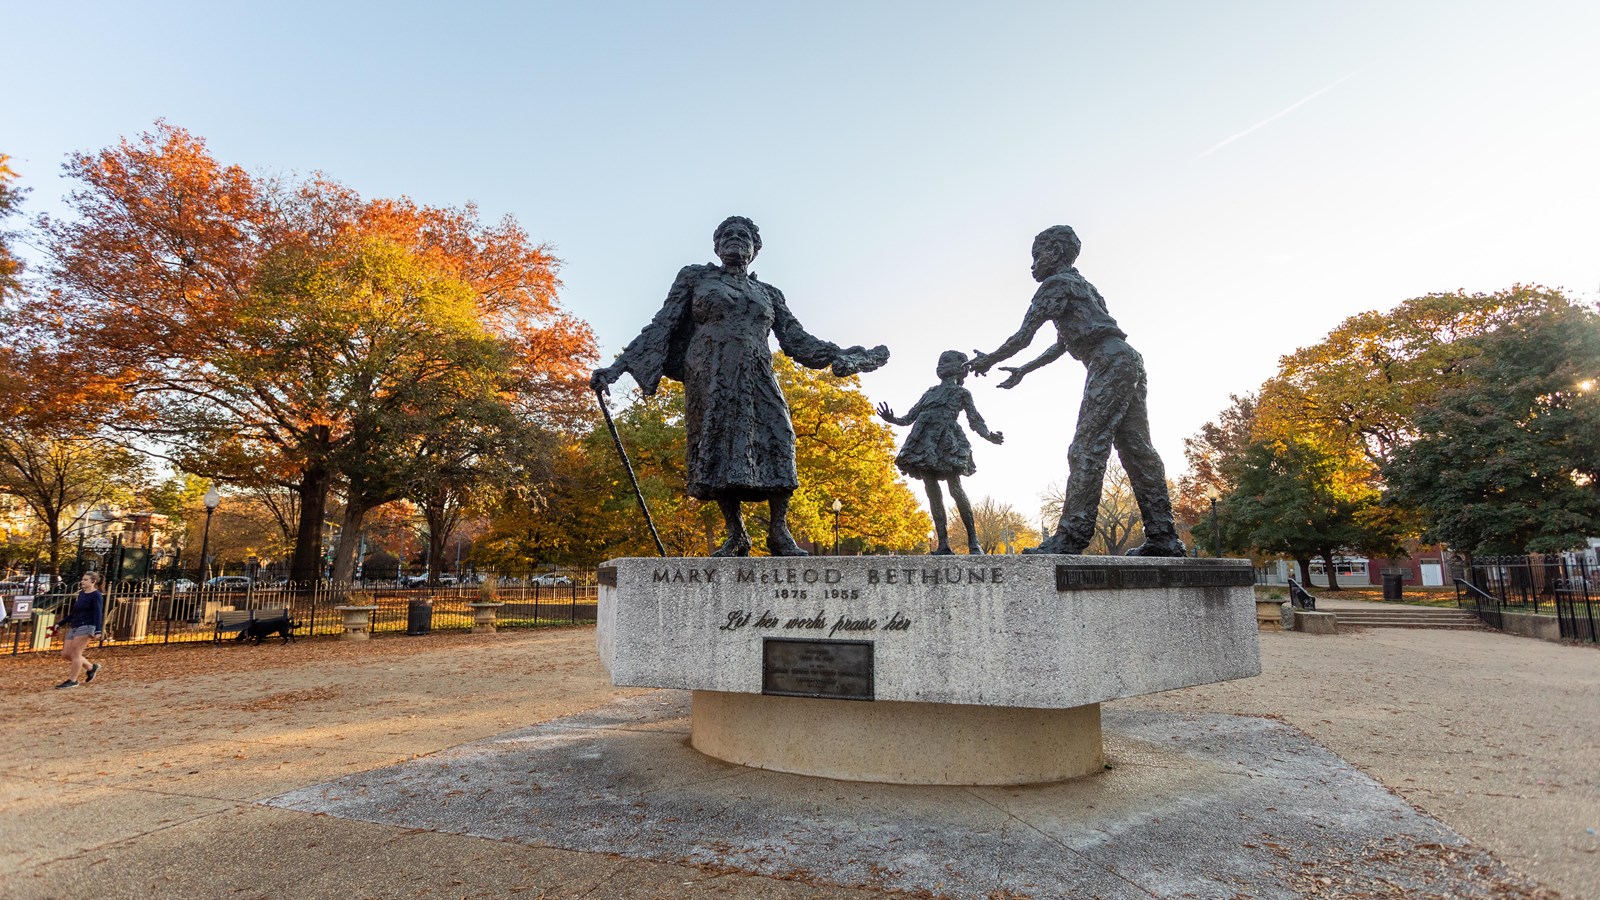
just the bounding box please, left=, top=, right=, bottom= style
left=876, top=351, right=1004, bottom=555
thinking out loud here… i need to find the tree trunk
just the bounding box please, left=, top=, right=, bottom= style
left=331, top=499, right=372, bottom=584
left=427, top=528, right=448, bottom=583
left=1296, top=558, right=1312, bottom=586
left=288, top=463, right=331, bottom=584
left=46, top=517, right=62, bottom=580
left=420, top=490, right=461, bottom=585
left=1321, top=549, right=1342, bottom=591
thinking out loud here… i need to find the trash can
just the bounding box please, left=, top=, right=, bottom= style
left=1382, top=571, right=1405, bottom=600
left=112, top=596, right=152, bottom=642
left=30, top=611, right=57, bottom=651
left=406, top=599, right=433, bottom=636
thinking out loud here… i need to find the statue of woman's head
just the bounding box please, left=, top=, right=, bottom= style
left=713, top=216, right=761, bottom=268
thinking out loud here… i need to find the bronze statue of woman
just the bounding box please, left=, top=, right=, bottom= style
left=591, top=216, right=889, bottom=557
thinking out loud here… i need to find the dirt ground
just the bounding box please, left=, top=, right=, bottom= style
left=2, top=623, right=1597, bottom=898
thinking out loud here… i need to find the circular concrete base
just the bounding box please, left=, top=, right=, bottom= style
left=690, top=690, right=1104, bottom=785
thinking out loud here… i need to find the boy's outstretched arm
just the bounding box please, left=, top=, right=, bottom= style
left=970, top=299, right=1052, bottom=375
left=996, top=337, right=1068, bottom=389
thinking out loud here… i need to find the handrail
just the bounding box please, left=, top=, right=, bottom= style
left=1286, top=577, right=1317, bottom=611
left=1454, top=577, right=1505, bottom=630
left=1453, top=577, right=1497, bottom=604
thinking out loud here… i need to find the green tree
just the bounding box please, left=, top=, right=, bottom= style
left=475, top=388, right=701, bottom=570
left=232, top=235, right=522, bottom=582
left=1384, top=304, right=1600, bottom=555
left=1174, top=393, right=1257, bottom=537
left=479, top=354, right=932, bottom=569
left=1266, top=285, right=1575, bottom=465
left=0, top=433, right=147, bottom=577
left=408, top=409, right=556, bottom=582
left=777, top=356, right=931, bottom=554
left=1217, top=434, right=1400, bottom=589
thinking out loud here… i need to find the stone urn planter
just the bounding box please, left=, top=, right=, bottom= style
left=333, top=605, right=378, bottom=641
left=468, top=601, right=502, bottom=634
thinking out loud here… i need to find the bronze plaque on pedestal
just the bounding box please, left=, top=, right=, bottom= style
left=762, top=638, right=874, bottom=701
left=1055, top=563, right=1255, bottom=591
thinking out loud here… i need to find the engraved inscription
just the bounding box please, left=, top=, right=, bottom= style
left=762, top=639, right=874, bottom=701
left=633, top=564, right=1008, bottom=593
left=717, top=607, right=913, bottom=635
left=1055, top=564, right=1253, bottom=591
left=597, top=566, right=617, bottom=587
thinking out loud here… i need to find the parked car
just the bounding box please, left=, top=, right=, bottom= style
left=0, top=575, right=64, bottom=595
left=167, top=578, right=198, bottom=593
left=204, top=576, right=254, bottom=591
left=531, top=574, right=573, bottom=587
left=403, top=574, right=458, bottom=587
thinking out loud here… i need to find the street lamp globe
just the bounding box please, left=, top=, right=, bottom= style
left=203, top=487, right=221, bottom=511
left=830, top=498, right=843, bottom=556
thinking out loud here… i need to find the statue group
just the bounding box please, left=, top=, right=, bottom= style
left=591, top=217, right=1186, bottom=558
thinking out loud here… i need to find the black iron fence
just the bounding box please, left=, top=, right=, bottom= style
left=1456, top=554, right=1596, bottom=643
left=2, top=578, right=598, bottom=656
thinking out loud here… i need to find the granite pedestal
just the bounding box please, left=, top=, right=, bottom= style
left=597, top=555, right=1260, bottom=784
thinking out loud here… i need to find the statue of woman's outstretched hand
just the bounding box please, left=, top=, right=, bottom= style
left=833, top=344, right=891, bottom=377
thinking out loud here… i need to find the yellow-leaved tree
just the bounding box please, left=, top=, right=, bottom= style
left=479, top=354, right=931, bottom=569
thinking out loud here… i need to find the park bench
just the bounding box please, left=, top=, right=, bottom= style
left=214, top=607, right=291, bottom=643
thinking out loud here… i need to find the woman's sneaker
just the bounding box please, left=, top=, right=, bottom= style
left=55, top=679, right=79, bottom=689
left=84, top=663, right=102, bottom=684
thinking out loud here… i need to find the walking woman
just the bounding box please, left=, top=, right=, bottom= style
left=57, top=572, right=104, bottom=689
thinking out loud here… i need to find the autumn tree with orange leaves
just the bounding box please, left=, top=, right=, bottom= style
left=0, top=154, right=24, bottom=303
left=32, top=123, right=596, bottom=582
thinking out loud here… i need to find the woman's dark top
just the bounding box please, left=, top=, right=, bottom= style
left=66, top=589, right=104, bottom=630
left=609, top=264, right=848, bottom=500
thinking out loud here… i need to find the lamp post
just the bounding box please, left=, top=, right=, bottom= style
left=1209, top=497, right=1220, bottom=558
left=831, top=498, right=843, bottom=556
left=197, top=486, right=220, bottom=584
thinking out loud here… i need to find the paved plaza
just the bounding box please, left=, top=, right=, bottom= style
left=2, top=617, right=1596, bottom=898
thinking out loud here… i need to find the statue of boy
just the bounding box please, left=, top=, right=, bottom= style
left=591, top=216, right=889, bottom=557
left=969, top=225, right=1186, bottom=557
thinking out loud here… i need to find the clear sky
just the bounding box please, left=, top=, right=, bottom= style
left=7, top=1, right=1599, bottom=526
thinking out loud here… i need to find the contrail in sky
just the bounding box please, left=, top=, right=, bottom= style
left=1200, top=70, right=1360, bottom=158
